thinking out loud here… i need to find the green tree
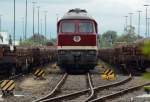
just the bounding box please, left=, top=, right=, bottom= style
left=124, top=25, right=136, bottom=35
left=119, top=25, right=140, bottom=44
left=142, top=40, right=150, bottom=57
left=20, top=34, right=54, bottom=46
left=102, top=31, right=117, bottom=41
left=101, top=30, right=118, bottom=47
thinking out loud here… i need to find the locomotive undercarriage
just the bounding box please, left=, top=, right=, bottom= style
left=58, top=50, right=97, bottom=72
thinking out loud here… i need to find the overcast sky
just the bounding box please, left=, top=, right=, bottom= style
left=0, top=0, right=149, bottom=40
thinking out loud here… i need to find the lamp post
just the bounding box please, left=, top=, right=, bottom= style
left=0, top=15, right=2, bottom=34
left=144, top=5, right=149, bottom=37
left=44, top=11, right=47, bottom=41
left=125, top=16, right=128, bottom=28
left=32, top=2, right=36, bottom=36
left=37, top=6, right=40, bottom=35
left=124, top=16, right=128, bottom=32
left=14, top=0, right=16, bottom=45
left=56, top=13, right=59, bottom=36
left=25, top=0, right=27, bottom=40
left=22, top=17, right=25, bottom=40
left=137, top=11, right=142, bottom=38
left=40, top=19, right=42, bottom=34
left=148, top=18, right=150, bottom=37
left=129, top=13, right=133, bottom=34
left=49, top=32, right=51, bottom=40
left=0, top=15, right=2, bottom=43
left=129, top=13, right=133, bottom=27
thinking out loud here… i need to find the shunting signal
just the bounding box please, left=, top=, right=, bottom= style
left=101, top=69, right=116, bottom=80
left=34, top=68, right=45, bottom=79
left=1, top=80, right=15, bottom=97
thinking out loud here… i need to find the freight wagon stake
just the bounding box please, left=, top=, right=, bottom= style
left=0, top=45, right=56, bottom=77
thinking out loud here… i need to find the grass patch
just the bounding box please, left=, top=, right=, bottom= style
left=104, top=63, right=111, bottom=68
left=142, top=72, right=150, bottom=80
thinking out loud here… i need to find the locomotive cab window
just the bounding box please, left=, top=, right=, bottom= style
left=79, top=22, right=94, bottom=33
left=61, top=22, right=76, bottom=33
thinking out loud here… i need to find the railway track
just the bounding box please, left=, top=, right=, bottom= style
left=34, top=73, right=94, bottom=102
left=33, top=74, right=132, bottom=102
left=0, top=62, right=57, bottom=84
left=0, top=73, right=24, bottom=84
left=34, top=73, right=68, bottom=102
left=83, top=73, right=94, bottom=102
left=89, top=81, right=150, bottom=102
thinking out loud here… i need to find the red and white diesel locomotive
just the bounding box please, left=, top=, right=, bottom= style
left=57, top=8, right=98, bottom=72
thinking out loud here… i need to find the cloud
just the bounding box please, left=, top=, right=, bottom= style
left=38, top=0, right=91, bottom=4
left=3, top=0, right=91, bottom=4
left=0, top=0, right=149, bottom=39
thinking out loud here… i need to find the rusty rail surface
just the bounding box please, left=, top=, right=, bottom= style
left=39, top=75, right=132, bottom=102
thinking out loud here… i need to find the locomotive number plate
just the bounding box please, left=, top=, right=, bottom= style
left=73, top=36, right=81, bottom=42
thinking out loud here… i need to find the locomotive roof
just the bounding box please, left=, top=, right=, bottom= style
left=60, top=8, right=95, bottom=20
left=57, top=8, right=98, bottom=33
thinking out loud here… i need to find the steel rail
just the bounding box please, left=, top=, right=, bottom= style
left=0, top=73, right=24, bottom=84
left=89, top=82, right=150, bottom=102
left=39, top=75, right=132, bottom=102
left=33, top=73, right=68, bottom=102
left=83, top=73, right=94, bottom=102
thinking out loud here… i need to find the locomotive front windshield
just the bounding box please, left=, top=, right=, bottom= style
left=60, top=21, right=95, bottom=33
left=79, top=22, right=93, bottom=33
left=62, top=22, right=75, bottom=33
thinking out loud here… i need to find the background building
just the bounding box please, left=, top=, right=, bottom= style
left=0, top=32, right=9, bottom=44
